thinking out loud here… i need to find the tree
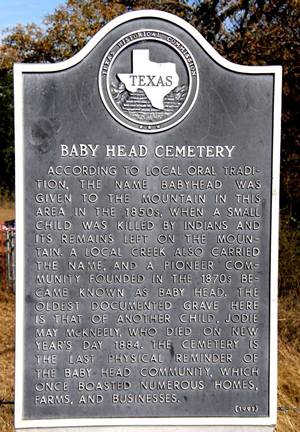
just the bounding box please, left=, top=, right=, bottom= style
left=0, top=69, right=14, bottom=194
left=219, top=0, right=300, bottom=223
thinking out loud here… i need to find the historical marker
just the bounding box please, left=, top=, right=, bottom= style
left=14, top=10, right=281, bottom=431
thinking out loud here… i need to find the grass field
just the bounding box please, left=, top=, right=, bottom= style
left=0, top=206, right=299, bottom=431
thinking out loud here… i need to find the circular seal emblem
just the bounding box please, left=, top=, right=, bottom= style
left=99, top=29, right=199, bottom=133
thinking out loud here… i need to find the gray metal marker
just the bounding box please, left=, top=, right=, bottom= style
left=14, top=10, right=281, bottom=432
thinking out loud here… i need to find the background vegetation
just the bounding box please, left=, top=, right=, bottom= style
left=0, top=0, right=299, bottom=430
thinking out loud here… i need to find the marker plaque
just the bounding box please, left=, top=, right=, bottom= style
left=14, top=10, right=281, bottom=431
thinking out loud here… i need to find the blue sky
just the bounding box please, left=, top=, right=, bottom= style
left=0, top=0, right=63, bottom=34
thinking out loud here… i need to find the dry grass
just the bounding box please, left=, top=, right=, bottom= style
left=0, top=287, right=299, bottom=431
left=0, top=405, right=14, bottom=432
left=0, top=204, right=15, bottom=223
left=277, top=296, right=300, bottom=431
left=0, top=287, right=15, bottom=432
